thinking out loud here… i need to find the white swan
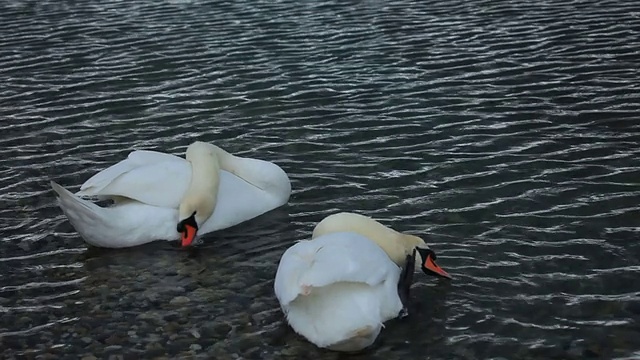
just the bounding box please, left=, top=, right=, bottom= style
left=51, top=141, right=291, bottom=248
left=274, top=212, right=451, bottom=352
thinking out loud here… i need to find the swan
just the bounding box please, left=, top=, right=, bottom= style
left=51, top=141, right=291, bottom=248
left=274, top=212, right=451, bottom=352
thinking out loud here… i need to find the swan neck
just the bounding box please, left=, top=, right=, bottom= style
left=312, top=212, right=419, bottom=266
left=178, top=143, right=221, bottom=223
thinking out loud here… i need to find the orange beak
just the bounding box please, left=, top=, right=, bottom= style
left=424, top=253, right=452, bottom=279
left=181, top=224, right=197, bottom=247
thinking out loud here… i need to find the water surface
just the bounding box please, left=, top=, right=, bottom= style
left=1, top=0, right=640, bottom=359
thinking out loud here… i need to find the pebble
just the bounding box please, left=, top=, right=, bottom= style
left=76, top=326, right=90, bottom=337
left=144, top=342, right=166, bottom=357
left=35, top=354, right=58, bottom=360
left=244, top=346, right=263, bottom=358
left=280, top=347, right=298, bottom=356
left=165, top=322, right=180, bottom=334
left=104, top=334, right=123, bottom=345
left=143, top=291, right=160, bottom=302
left=137, top=312, right=164, bottom=322
left=111, top=311, right=123, bottom=319
left=170, top=296, right=191, bottom=305
left=190, top=344, right=202, bottom=351
left=145, top=342, right=164, bottom=351
left=160, top=286, right=185, bottom=295
left=163, top=311, right=180, bottom=322
left=227, top=281, right=246, bottom=290
left=189, top=329, right=201, bottom=339
left=200, top=322, right=232, bottom=338
left=147, top=333, right=163, bottom=343
left=235, top=335, right=262, bottom=352
left=80, top=356, right=97, bottom=360
left=206, top=342, right=228, bottom=357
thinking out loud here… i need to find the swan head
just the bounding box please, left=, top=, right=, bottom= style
left=177, top=208, right=212, bottom=247
left=414, top=243, right=451, bottom=279
left=394, top=232, right=451, bottom=279
left=177, top=141, right=221, bottom=246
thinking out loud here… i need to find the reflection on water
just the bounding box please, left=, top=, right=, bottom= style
left=1, top=0, right=640, bottom=358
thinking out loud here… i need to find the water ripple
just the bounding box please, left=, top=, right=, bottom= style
left=1, top=0, right=639, bottom=358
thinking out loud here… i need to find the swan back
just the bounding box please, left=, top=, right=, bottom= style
left=312, top=212, right=426, bottom=266
left=77, top=142, right=290, bottom=213
left=212, top=148, right=291, bottom=206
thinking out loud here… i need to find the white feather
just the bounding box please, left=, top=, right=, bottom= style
left=274, top=232, right=403, bottom=351
left=78, top=150, right=192, bottom=208
left=52, top=147, right=291, bottom=248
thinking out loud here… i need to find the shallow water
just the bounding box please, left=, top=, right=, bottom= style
left=1, top=0, right=640, bottom=358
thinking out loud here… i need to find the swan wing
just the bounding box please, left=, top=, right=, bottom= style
left=79, top=150, right=182, bottom=193
left=77, top=150, right=191, bottom=208
left=274, top=232, right=397, bottom=306
left=274, top=232, right=403, bottom=350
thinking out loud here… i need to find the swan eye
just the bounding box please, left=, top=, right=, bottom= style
left=416, top=247, right=436, bottom=261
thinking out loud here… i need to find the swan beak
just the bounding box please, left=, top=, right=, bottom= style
left=423, top=253, right=452, bottom=279
left=181, top=224, right=197, bottom=247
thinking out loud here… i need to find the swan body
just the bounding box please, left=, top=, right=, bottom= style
left=274, top=212, right=451, bottom=352
left=51, top=142, right=291, bottom=248
left=274, top=231, right=403, bottom=352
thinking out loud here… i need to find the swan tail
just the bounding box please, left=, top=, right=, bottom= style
left=51, top=181, right=111, bottom=246
left=52, top=181, right=100, bottom=217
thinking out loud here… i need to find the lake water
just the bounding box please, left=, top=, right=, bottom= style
left=1, top=0, right=639, bottom=359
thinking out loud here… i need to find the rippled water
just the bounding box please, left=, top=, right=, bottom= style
left=1, top=0, right=640, bottom=358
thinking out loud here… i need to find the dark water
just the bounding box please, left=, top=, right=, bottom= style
left=1, top=0, right=640, bottom=358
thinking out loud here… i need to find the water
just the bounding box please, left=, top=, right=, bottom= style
left=1, top=0, right=639, bottom=358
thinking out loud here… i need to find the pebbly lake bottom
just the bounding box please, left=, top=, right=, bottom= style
left=2, top=208, right=639, bottom=360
